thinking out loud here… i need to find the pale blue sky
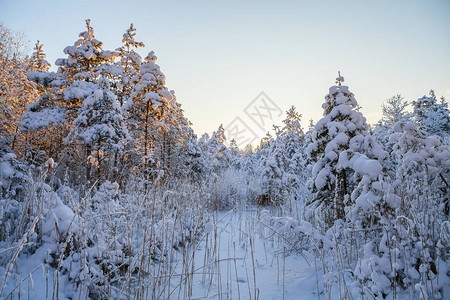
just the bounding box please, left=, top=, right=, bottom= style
left=1, top=0, right=449, bottom=143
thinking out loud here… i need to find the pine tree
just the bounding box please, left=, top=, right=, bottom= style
left=152, top=96, right=192, bottom=178
left=29, top=40, right=51, bottom=72
left=212, top=124, right=226, bottom=144
left=281, top=105, right=304, bottom=137
left=390, top=121, right=449, bottom=195
left=0, top=24, right=38, bottom=153
left=306, top=73, right=386, bottom=226
left=412, top=90, right=450, bottom=141
left=259, top=138, right=284, bottom=205
left=68, top=76, right=128, bottom=152
left=349, top=121, right=450, bottom=297
left=278, top=106, right=306, bottom=202
left=55, top=19, right=117, bottom=82
left=280, top=106, right=304, bottom=163
left=115, top=24, right=145, bottom=106
left=207, top=124, right=230, bottom=172
left=381, top=94, right=411, bottom=127
left=178, top=136, right=207, bottom=182
left=125, top=51, right=175, bottom=160
left=67, top=77, right=128, bottom=178
left=372, top=94, right=412, bottom=177
left=302, top=118, right=314, bottom=146
left=23, top=20, right=124, bottom=173
left=0, top=138, right=29, bottom=199
left=373, top=95, right=411, bottom=141
left=24, top=19, right=119, bottom=131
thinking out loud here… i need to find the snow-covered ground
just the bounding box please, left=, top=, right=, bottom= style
left=167, top=208, right=322, bottom=300
left=1, top=207, right=326, bottom=299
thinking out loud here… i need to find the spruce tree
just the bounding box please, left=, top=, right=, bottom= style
left=306, top=73, right=384, bottom=226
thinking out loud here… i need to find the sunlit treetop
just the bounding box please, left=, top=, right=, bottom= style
left=29, top=40, right=51, bottom=72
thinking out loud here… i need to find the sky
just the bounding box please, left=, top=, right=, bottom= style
left=1, top=0, right=449, bottom=146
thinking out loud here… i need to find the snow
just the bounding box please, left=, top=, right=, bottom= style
left=42, top=198, right=78, bottom=242
left=315, top=168, right=330, bottom=189
left=44, top=158, right=54, bottom=169
left=0, top=162, right=14, bottom=179
left=64, top=80, right=97, bottom=102
left=1, top=208, right=329, bottom=299
left=168, top=209, right=322, bottom=300
left=20, top=107, right=66, bottom=131
left=352, top=154, right=383, bottom=178
left=3, top=30, right=450, bottom=299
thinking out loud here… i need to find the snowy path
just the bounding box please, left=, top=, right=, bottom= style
left=171, top=208, right=318, bottom=300
left=1, top=208, right=320, bottom=300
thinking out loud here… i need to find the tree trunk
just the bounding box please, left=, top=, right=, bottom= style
left=144, top=100, right=150, bottom=158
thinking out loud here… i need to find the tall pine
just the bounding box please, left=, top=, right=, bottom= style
left=306, top=73, right=385, bottom=226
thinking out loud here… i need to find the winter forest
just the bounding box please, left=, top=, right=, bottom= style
left=0, top=19, right=449, bottom=300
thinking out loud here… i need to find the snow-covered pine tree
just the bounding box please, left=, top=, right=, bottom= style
left=371, top=94, right=412, bottom=178
left=29, top=40, right=51, bottom=72
left=373, top=94, right=411, bottom=142
left=303, top=119, right=315, bottom=144
left=115, top=23, right=145, bottom=106
left=336, top=147, right=399, bottom=299
left=178, top=135, right=208, bottom=182
left=256, top=108, right=307, bottom=207
left=259, top=138, right=284, bottom=205
left=213, top=124, right=226, bottom=144
left=22, top=20, right=119, bottom=165
left=256, top=132, right=273, bottom=157
left=55, top=19, right=117, bottom=82
left=349, top=168, right=403, bottom=298
left=228, top=139, right=242, bottom=167
left=0, top=137, right=31, bottom=248
left=277, top=106, right=306, bottom=203
left=412, top=90, right=450, bottom=141
left=390, top=121, right=449, bottom=208
left=302, top=119, right=315, bottom=160
left=207, top=124, right=230, bottom=173
left=306, top=73, right=384, bottom=226
left=241, top=144, right=257, bottom=175
left=381, top=94, right=411, bottom=127
left=152, top=95, right=193, bottom=179
left=0, top=138, right=29, bottom=200
left=0, top=25, right=38, bottom=154
left=67, top=77, right=128, bottom=178
left=350, top=121, right=450, bottom=298
left=125, top=51, right=174, bottom=163
left=281, top=105, right=304, bottom=137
